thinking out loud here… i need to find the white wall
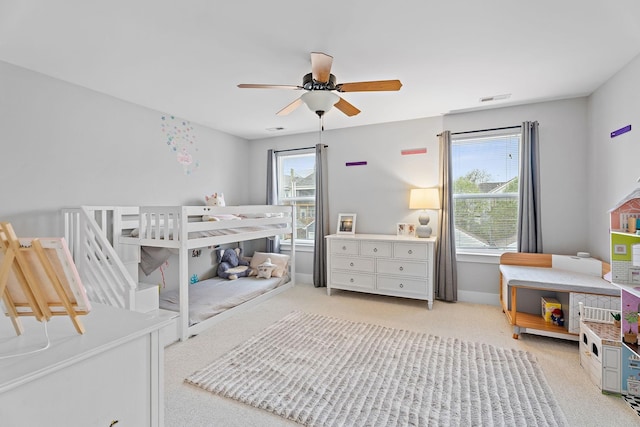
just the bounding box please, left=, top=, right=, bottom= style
left=248, top=117, right=444, bottom=233
left=587, top=53, right=640, bottom=262
left=444, top=98, right=591, bottom=256
left=247, top=99, right=592, bottom=302
left=247, top=117, right=443, bottom=282
left=0, top=61, right=250, bottom=238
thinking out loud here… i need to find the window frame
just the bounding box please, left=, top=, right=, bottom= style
left=451, top=130, right=521, bottom=254
left=275, top=148, right=316, bottom=246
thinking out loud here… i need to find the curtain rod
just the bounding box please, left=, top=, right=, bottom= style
left=437, top=125, right=521, bottom=137
left=274, top=145, right=328, bottom=154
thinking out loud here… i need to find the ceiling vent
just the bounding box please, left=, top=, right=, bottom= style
left=480, top=93, right=511, bottom=103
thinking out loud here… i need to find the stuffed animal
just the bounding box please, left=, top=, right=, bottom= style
left=203, top=192, right=226, bottom=221
left=205, top=192, right=225, bottom=207
left=216, top=247, right=251, bottom=280
left=256, top=258, right=276, bottom=279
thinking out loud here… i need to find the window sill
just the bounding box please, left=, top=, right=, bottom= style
left=456, top=251, right=505, bottom=264
left=281, top=242, right=314, bottom=253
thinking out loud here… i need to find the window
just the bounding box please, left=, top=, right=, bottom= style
left=276, top=149, right=316, bottom=244
left=451, top=130, right=520, bottom=252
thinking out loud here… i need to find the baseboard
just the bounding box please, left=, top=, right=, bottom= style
left=457, top=290, right=500, bottom=306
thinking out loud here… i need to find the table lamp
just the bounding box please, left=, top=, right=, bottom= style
left=409, top=188, right=440, bottom=238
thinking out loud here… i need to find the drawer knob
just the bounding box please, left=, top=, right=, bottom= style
left=350, top=278, right=354, bottom=283
left=399, top=266, right=404, bottom=271
left=399, top=283, right=404, bottom=288
left=350, top=262, right=354, bottom=267
left=408, top=249, right=413, bottom=254
left=342, top=246, right=347, bottom=250
left=374, top=248, right=378, bottom=252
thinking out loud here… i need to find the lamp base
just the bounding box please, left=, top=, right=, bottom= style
left=416, top=224, right=432, bottom=238
left=416, top=212, right=432, bottom=238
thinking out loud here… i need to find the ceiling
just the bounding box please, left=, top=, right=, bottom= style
left=1, top=1, right=640, bottom=140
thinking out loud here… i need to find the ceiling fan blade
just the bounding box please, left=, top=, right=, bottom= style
left=238, top=84, right=302, bottom=90
left=276, top=97, right=303, bottom=116
left=334, top=97, right=361, bottom=117
left=311, top=52, right=333, bottom=83
left=336, top=80, right=402, bottom=92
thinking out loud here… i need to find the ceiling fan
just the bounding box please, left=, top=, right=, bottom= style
left=238, top=52, right=402, bottom=118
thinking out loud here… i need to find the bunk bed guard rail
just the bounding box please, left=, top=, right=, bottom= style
left=136, top=205, right=295, bottom=249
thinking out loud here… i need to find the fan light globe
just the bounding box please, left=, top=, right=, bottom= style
left=301, top=91, right=339, bottom=117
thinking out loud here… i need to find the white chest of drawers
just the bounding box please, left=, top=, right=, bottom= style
left=326, top=234, right=436, bottom=309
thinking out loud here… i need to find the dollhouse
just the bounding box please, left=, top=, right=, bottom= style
left=609, top=189, right=640, bottom=415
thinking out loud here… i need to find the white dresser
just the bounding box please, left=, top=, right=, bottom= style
left=326, top=234, right=436, bottom=309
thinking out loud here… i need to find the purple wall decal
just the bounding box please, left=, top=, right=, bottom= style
left=611, top=124, right=632, bottom=138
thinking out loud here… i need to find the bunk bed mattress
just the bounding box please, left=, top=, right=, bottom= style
left=131, top=223, right=287, bottom=240
left=158, top=275, right=288, bottom=325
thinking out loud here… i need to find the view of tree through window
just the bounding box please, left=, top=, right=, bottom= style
left=276, top=150, right=316, bottom=243
left=452, top=132, right=520, bottom=251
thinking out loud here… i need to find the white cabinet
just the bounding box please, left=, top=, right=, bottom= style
left=0, top=304, right=171, bottom=427
left=326, top=234, right=435, bottom=309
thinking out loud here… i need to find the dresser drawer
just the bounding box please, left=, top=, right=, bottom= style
left=394, top=242, right=428, bottom=260
left=377, top=276, right=427, bottom=295
left=330, top=239, right=359, bottom=255
left=361, top=241, right=392, bottom=257
left=330, top=271, right=375, bottom=290
left=377, top=259, right=428, bottom=277
left=331, top=256, right=374, bottom=272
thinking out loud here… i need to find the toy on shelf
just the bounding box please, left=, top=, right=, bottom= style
left=550, top=308, right=564, bottom=326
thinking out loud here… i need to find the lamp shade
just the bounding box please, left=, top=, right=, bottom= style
left=409, top=188, right=440, bottom=210
left=301, top=90, right=339, bottom=114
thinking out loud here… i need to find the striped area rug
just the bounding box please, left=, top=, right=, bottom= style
left=186, top=311, right=567, bottom=427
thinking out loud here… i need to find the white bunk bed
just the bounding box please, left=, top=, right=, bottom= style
left=130, top=205, right=294, bottom=341
left=72, top=204, right=295, bottom=342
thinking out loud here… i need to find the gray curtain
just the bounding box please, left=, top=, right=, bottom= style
left=313, top=143, right=329, bottom=287
left=435, top=131, right=457, bottom=302
left=266, top=149, right=280, bottom=253
left=517, top=121, right=542, bottom=253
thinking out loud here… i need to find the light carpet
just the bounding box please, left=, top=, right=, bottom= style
left=186, top=311, right=568, bottom=426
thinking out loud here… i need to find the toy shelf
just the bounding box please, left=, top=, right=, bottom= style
left=504, top=310, right=573, bottom=338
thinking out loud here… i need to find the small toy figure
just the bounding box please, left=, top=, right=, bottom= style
left=550, top=308, right=564, bottom=326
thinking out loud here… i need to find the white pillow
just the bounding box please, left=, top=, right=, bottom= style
left=250, top=252, right=289, bottom=278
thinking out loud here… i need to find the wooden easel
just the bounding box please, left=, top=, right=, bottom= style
left=0, top=222, right=90, bottom=335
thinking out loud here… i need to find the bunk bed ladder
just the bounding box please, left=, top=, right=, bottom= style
left=62, top=207, right=138, bottom=310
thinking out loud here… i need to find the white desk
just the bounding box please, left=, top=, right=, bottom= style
left=0, top=304, right=172, bottom=427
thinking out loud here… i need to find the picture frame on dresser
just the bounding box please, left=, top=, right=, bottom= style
left=337, top=213, right=356, bottom=234
left=397, top=223, right=416, bottom=237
